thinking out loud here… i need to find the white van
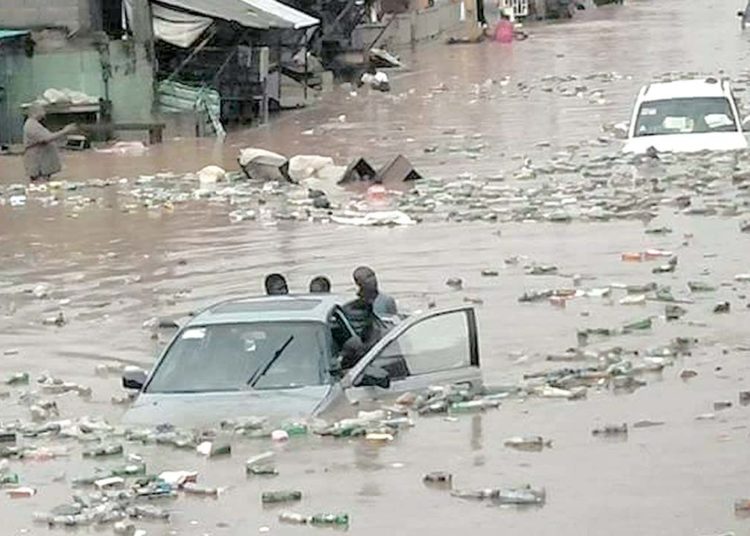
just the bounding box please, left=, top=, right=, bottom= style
left=623, top=78, right=748, bottom=154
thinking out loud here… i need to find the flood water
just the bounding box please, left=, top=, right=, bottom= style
left=2, top=0, right=750, bottom=534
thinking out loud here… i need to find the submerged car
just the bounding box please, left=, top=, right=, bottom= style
left=623, top=78, right=748, bottom=154
left=122, top=295, right=482, bottom=427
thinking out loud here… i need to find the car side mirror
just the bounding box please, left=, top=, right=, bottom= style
left=355, top=365, right=391, bottom=389
left=122, top=366, right=148, bottom=391
left=738, top=10, right=746, bottom=17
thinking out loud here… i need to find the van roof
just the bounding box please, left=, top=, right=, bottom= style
left=640, top=79, right=731, bottom=102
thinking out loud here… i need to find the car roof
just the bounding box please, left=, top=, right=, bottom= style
left=640, top=78, right=732, bottom=102
left=187, top=294, right=347, bottom=326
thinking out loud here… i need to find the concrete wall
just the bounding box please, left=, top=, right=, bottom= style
left=0, top=39, right=154, bottom=143
left=352, top=2, right=463, bottom=50
left=106, top=41, right=155, bottom=123
left=0, top=46, right=101, bottom=143
left=0, top=0, right=92, bottom=32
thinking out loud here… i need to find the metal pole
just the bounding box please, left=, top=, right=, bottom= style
left=304, top=31, right=309, bottom=101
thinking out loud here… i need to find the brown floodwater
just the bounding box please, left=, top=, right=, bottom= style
left=1, top=0, right=750, bottom=534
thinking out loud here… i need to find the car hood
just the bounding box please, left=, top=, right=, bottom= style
left=121, top=385, right=333, bottom=428
left=623, top=132, right=748, bottom=154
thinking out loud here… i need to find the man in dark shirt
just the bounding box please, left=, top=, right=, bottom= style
left=309, top=276, right=331, bottom=293
left=264, top=273, right=289, bottom=295
left=352, top=266, right=398, bottom=317
left=341, top=267, right=395, bottom=369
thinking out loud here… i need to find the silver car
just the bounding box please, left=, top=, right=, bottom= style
left=122, top=295, right=482, bottom=427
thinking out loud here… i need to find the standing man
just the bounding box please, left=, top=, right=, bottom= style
left=23, top=103, right=76, bottom=182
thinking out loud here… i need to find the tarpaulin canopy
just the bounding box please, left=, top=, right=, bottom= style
left=125, top=0, right=319, bottom=47
left=124, top=0, right=213, bottom=47
left=152, top=0, right=271, bottom=29
left=241, top=0, right=319, bottom=29
left=153, top=0, right=319, bottom=31
left=0, top=29, right=30, bottom=41
left=152, top=4, right=213, bottom=47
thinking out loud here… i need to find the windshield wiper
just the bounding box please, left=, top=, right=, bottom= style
left=246, top=335, right=295, bottom=387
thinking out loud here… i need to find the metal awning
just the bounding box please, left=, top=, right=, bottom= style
left=153, top=0, right=318, bottom=30
left=0, top=30, right=30, bottom=41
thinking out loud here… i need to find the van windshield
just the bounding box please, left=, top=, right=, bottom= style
left=634, top=97, right=738, bottom=137
left=146, top=322, right=330, bottom=393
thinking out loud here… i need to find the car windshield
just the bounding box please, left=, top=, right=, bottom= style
left=146, top=322, right=330, bottom=393
left=634, top=97, right=738, bottom=137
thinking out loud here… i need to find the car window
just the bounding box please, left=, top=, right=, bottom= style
left=369, top=310, right=472, bottom=380
left=635, top=97, right=739, bottom=136
left=146, top=322, right=330, bottom=393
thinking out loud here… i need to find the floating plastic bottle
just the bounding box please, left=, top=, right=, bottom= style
left=279, top=512, right=308, bottom=524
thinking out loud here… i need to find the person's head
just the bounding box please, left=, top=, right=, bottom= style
left=28, top=103, right=46, bottom=121
left=264, top=273, right=289, bottom=295
left=309, top=276, right=331, bottom=294
left=353, top=266, right=379, bottom=303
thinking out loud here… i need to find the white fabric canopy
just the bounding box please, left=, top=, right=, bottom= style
left=124, top=0, right=213, bottom=48
left=241, top=0, right=319, bottom=29
left=125, top=0, right=319, bottom=47
left=152, top=4, right=213, bottom=47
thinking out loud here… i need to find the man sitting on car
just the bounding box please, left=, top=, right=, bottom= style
left=340, top=267, right=397, bottom=369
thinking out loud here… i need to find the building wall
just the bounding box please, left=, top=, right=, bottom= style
left=352, top=2, right=463, bottom=50
left=0, top=0, right=92, bottom=32
left=106, top=41, right=155, bottom=123
left=0, top=40, right=154, bottom=144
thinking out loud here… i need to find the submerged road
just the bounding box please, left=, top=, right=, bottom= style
left=1, top=0, right=750, bottom=534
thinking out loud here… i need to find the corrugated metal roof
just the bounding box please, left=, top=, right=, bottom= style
left=153, top=0, right=318, bottom=30
left=0, top=30, right=30, bottom=41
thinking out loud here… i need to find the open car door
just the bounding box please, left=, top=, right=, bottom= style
left=341, top=307, right=482, bottom=405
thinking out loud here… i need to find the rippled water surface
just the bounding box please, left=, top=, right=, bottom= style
left=1, top=0, right=750, bottom=534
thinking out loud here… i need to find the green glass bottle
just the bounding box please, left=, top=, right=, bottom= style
left=310, top=513, right=349, bottom=526
left=261, top=490, right=302, bottom=503
left=5, top=372, right=29, bottom=386
left=0, top=473, right=19, bottom=485
left=282, top=423, right=308, bottom=436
